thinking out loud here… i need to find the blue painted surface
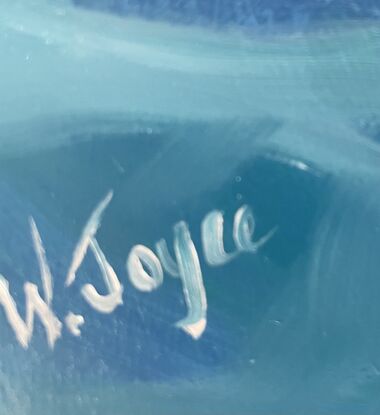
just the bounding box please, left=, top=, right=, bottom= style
left=73, top=0, right=380, bottom=30
left=0, top=1, right=379, bottom=414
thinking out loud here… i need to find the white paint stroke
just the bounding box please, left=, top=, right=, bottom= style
left=81, top=237, right=123, bottom=313
left=156, top=238, right=179, bottom=277
left=174, top=221, right=207, bottom=340
left=29, top=216, right=53, bottom=305
left=65, top=190, right=113, bottom=287
left=0, top=276, right=62, bottom=349
left=127, top=244, right=164, bottom=292
left=65, top=312, right=85, bottom=337
left=233, top=205, right=277, bottom=252
left=201, top=210, right=237, bottom=266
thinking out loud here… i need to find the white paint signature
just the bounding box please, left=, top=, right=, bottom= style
left=0, top=192, right=275, bottom=349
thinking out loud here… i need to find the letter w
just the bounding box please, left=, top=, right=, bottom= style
left=0, top=218, right=62, bottom=349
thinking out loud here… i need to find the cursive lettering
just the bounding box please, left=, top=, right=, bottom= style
left=0, top=191, right=275, bottom=349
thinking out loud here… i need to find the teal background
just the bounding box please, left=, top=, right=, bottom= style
left=0, top=1, right=379, bottom=413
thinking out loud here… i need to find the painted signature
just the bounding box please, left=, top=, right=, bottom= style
left=0, top=191, right=275, bottom=349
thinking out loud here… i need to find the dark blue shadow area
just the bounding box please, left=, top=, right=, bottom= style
left=73, top=0, right=380, bottom=31
left=0, top=117, right=329, bottom=389
left=1, top=113, right=380, bottom=414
